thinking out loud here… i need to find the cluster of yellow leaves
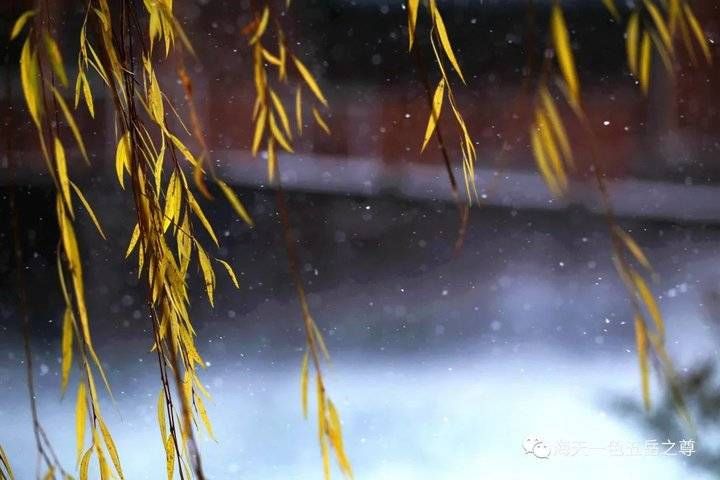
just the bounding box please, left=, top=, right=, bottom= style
left=530, top=87, right=574, bottom=197
left=247, top=5, right=331, bottom=183
left=300, top=346, right=353, bottom=479
left=611, top=226, right=690, bottom=422
left=0, top=445, right=13, bottom=480
left=525, top=2, right=696, bottom=423
left=145, top=0, right=193, bottom=57
left=13, top=8, right=121, bottom=480
left=527, top=3, right=580, bottom=198
left=15, top=1, right=250, bottom=477
left=616, top=0, right=711, bottom=93
left=409, top=0, right=477, bottom=202
left=246, top=5, right=351, bottom=479
left=100, top=1, right=252, bottom=477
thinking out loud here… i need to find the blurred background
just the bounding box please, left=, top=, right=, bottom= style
left=2, top=0, right=720, bottom=478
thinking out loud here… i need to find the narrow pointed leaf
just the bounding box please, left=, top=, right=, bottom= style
left=551, top=4, right=580, bottom=107
left=292, top=56, right=328, bottom=106
left=421, top=78, right=445, bottom=152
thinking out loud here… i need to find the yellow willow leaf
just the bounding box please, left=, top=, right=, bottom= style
left=407, top=0, right=420, bottom=50
left=58, top=202, right=84, bottom=303
left=97, top=446, right=110, bottom=480
left=216, top=258, right=239, bottom=288
left=267, top=138, right=277, bottom=183
left=76, top=383, right=87, bottom=463
left=684, top=4, right=712, bottom=63
left=278, top=35, right=287, bottom=81
left=164, top=435, right=175, bottom=480
left=644, top=0, right=673, bottom=54
left=148, top=70, right=165, bottom=124
left=551, top=4, right=580, bottom=108
left=157, top=389, right=168, bottom=443
left=626, top=11, right=640, bottom=76
left=252, top=107, right=267, bottom=156
left=20, top=38, right=42, bottom=127
left=447, top=93, right=474, bottom=160
left=163, top=172, right=181, bottom=233
left=87, top=43, right=110, bottom=86
left=300, top=350, right=309, bottom=418
left=0, top=444, right=14, bottom=480
left=74, top=71, right=83, bottom=108
left=197, top=245, right=216, bottom=306
left=262, top=48, right=282, bottom=66
left=634, top=315, right=651, bottom=411
left=292, top=55, right=328, bottom=106
left=602, top=0, right=620, bottom=21
left=43, top=33, right=68, bottom=87
left=189, top=196, right=219, bottom=246
left=530, top=126, right=561, bottom=197
left=82, top=74, right=95, bottom=118
left=295, top=87, right=303, bottom=134
left=629, top=269, right=664, bottom=340
left=613, top=226, right=652, bottom=272
left=270, top=112, right=294, bottom=152
left=148, top=9, right=161, bottom=51
left=10, top=9, right=35, bottom=40
left=539, top=88, right=573, bottom=165
left=94, top=5, right=111, bottom=33
left=50, top=86, right=89, bottom=163
left=99, top=418, right=123, bottom=479
left=253, top=46, right=267, bottom=102
left=195, top=393, right=216, bottom=440
left=54, top=138, right=73, bottom=212
left=60, top=308, right=73, bottom=394
left=536, top=111, right=567, bottom=191
left=316, top=378, right=330, bottom=475
left=70, top=182, right=106, bottom=240
left=270, top=89, right=292, bottom=138
left=312, top=108, right=331, bottom=135
left=421, top=78, right=445, bottom=152
left=250, top=6, right=270, bottom=44
left=126, top=224, right=140, bottom=258
left=178, top=214, right=192, bottom=275
left=217, top=180, right=254, bottom=226
left=115, top=132, right=131, bottom=189
left=79, top=447, right=93, bottom=480
left=327, top=400, right=352, bottom=477
left=431, top=2, right=465, bottom=83
left=193, top=375, right=212, bottom=399
left=639, top=31, right=652, bottom=94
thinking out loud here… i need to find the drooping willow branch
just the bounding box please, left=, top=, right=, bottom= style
left=530, top=0, right=710, bottom=417
left=13, top=3, right=122, bottom=479
left=14, top=0, right=253, bottom=478
left=405, top=0, right=711, bottom=419
left=87, top=0, right=255, bottom=478
left=244, top=2, right=353, bottom=478
left=6, top=7, right=66, bottom=476
left=407, top=0, right=478, bottom=251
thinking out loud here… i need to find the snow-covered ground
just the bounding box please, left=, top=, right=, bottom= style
left=2, top=189, right=720, bottom=478
left=0, top=350, right=712, bottom=479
